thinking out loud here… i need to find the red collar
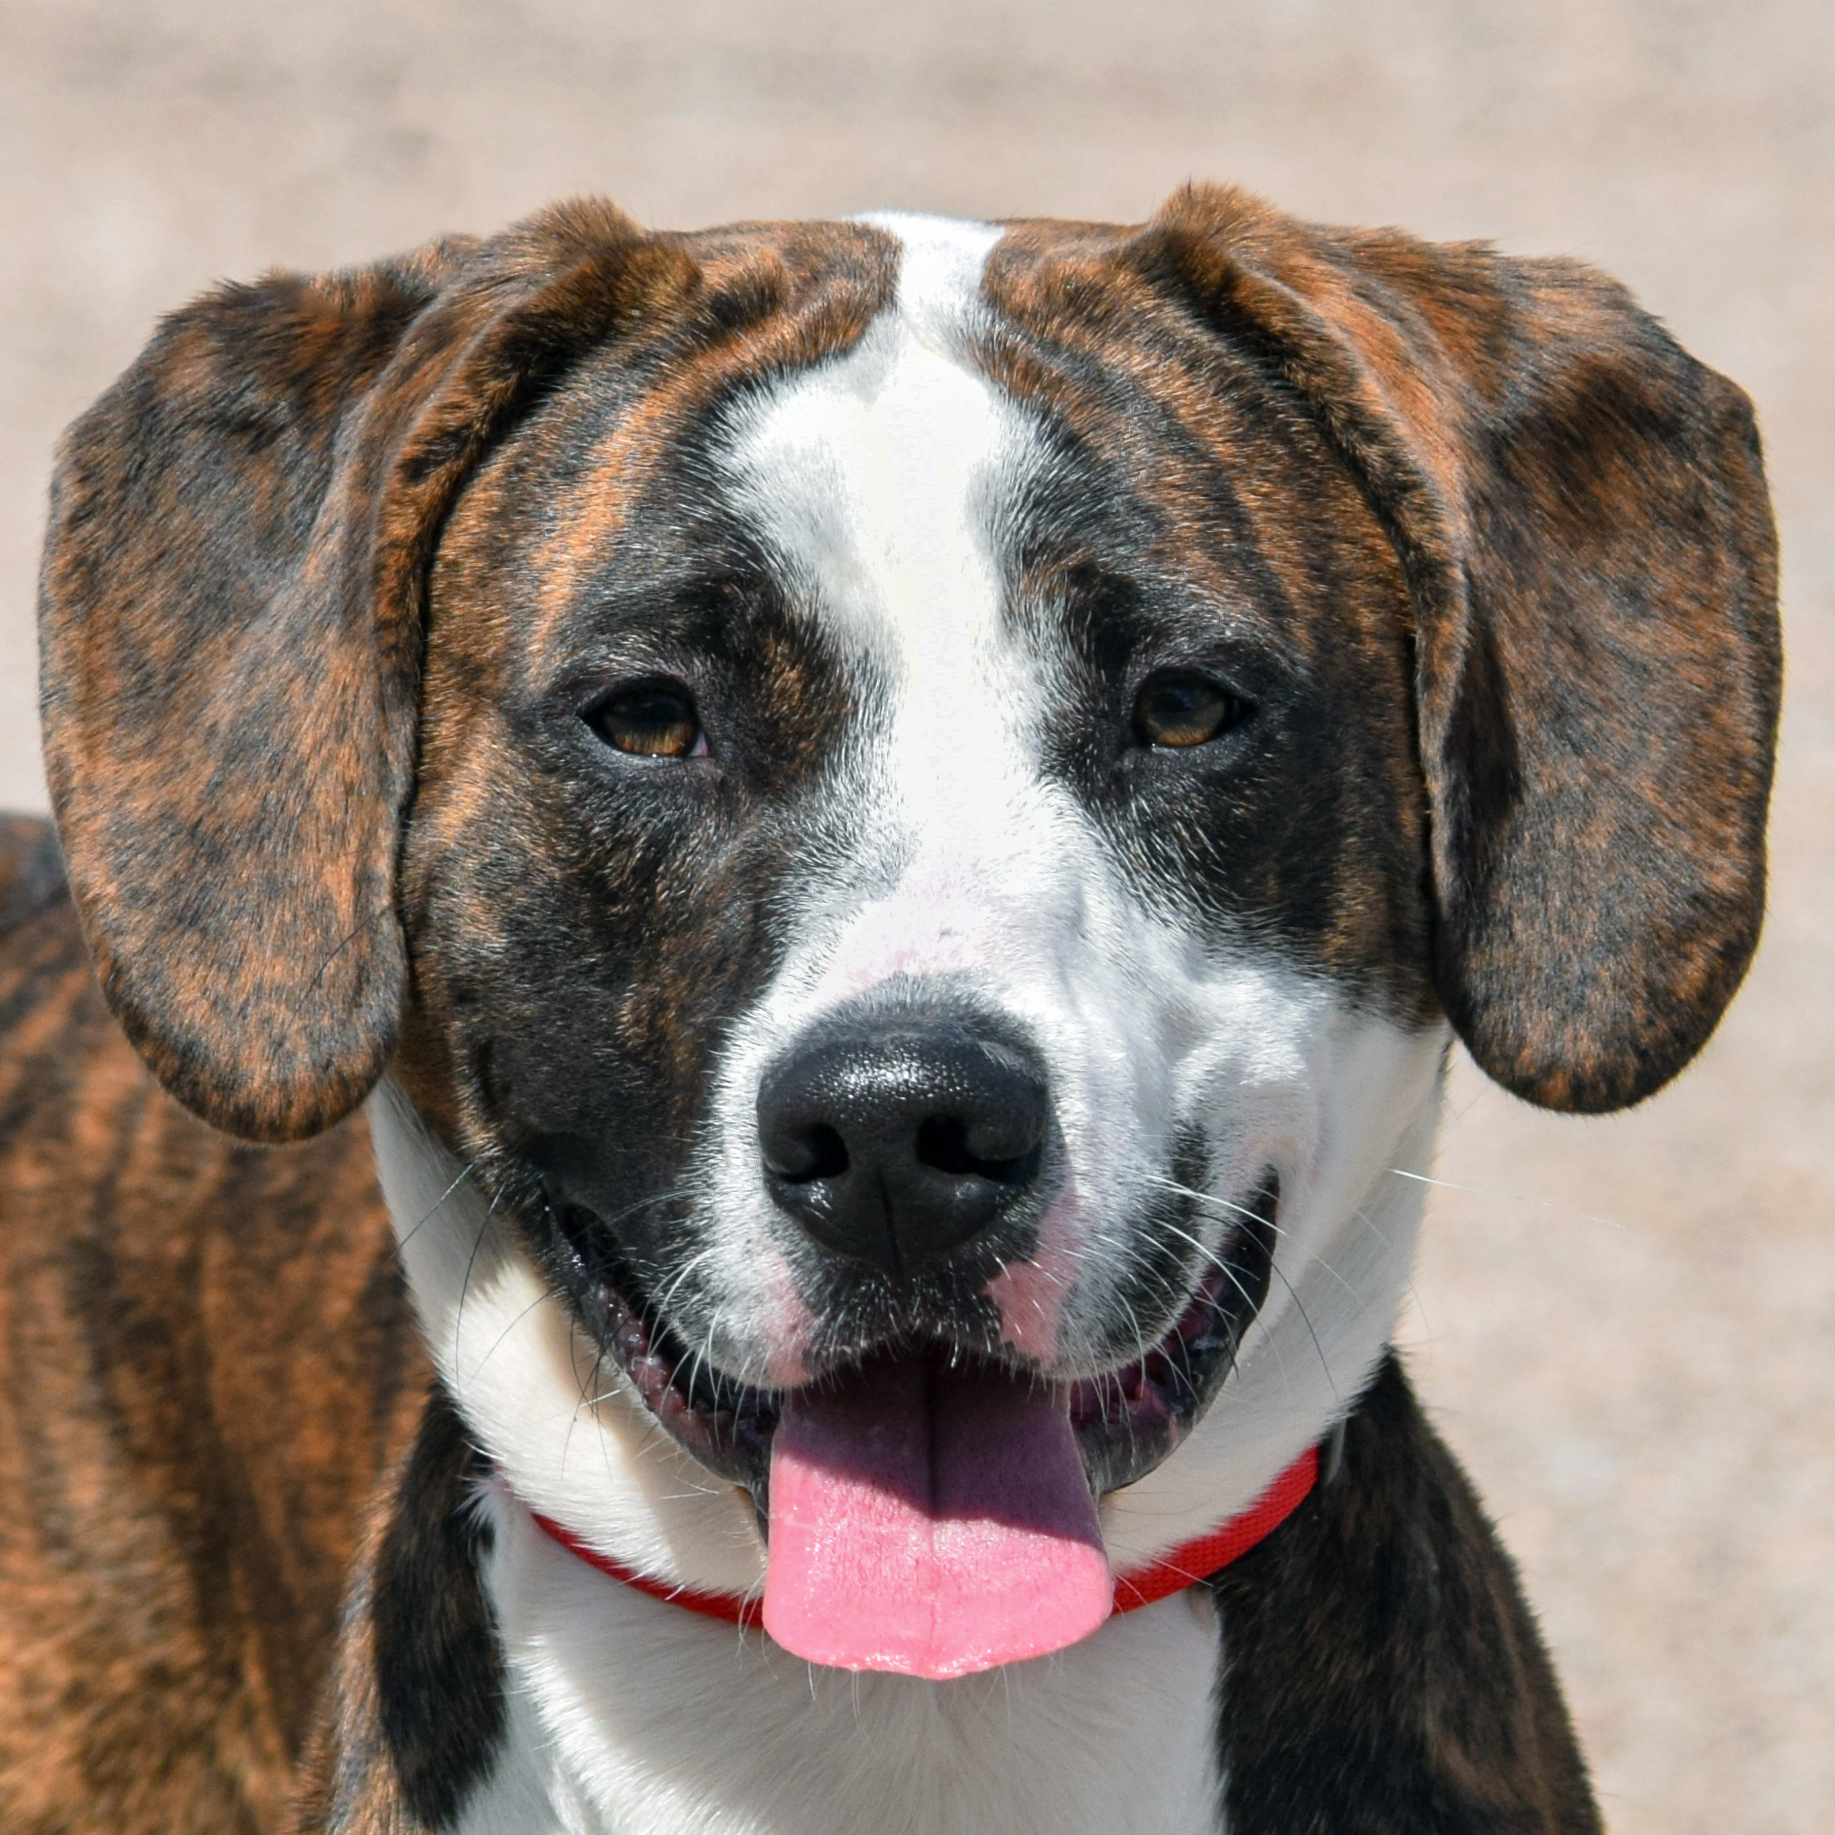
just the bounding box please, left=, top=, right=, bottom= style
left=530, top=1441, right=1317, bottom=1628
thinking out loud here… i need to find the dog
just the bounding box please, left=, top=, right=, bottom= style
left=0, top=185, right=1779, bottom=1834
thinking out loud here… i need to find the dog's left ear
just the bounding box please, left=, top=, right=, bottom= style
left=1141, top=186, right=1781, bottom=1112
left=39, top=203, right=699, bottom=1141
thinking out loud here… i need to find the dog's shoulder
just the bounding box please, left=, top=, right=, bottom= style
left=0, top=815, right=88, bottom=1068
left=1212, top=1356, right=1603, bottom=1833
left=294, top=1384, right=509, bottom=1835
left=0, top=813, right=429, bottom=1835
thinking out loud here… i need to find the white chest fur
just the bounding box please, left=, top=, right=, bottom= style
left=456, top=1490, right=1227, bottom=1835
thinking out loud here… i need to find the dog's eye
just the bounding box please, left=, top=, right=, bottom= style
left=584, top=684, right=707, bottom=759
left=1132, top=672, right=1252, bottom=749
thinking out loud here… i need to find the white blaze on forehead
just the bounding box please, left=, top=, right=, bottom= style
left=723, top=214, right=1011, bottom=630
left=722, top=214, right=1042, bottom=898
left=708, top=212, right=1229, bottom=1373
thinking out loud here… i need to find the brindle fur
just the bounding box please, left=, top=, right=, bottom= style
left=290, top=1387, right=502, bottom=1835
left=5, top=185, right=1781, bottom=1832
left=0, top=816, right=425, bottom=1833
left=982, top=193, right=1779, bottom=1110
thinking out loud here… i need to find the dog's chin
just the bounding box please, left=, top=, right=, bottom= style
left=544, top=1175, right=1280, bottom=1515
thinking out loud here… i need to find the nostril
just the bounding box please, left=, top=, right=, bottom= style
left=915, top=1115, right=977, bottom=1177
left=763, top=1123, right=849, bottom=1185
left=914, top=1115, right=1039, bottom=1186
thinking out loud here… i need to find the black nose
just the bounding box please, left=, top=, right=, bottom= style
left=757, top=1006, right=1050, bottom=1278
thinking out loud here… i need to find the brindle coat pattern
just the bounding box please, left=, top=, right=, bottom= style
left=7, top=185, right=1781, bottom=1831
left=290, top=1386, right=502, bottom=1835
left=38, top=204, right=898, bottom=1148
left=0, top=816, right=424, bottom=1834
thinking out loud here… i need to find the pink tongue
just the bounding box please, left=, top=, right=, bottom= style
left=762, top=1353, right=1111, bottom=1679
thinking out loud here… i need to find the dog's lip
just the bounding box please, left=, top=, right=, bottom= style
left=1067, top=1172, right=1279, bottom=1496
left=546, top=1174, right=1278, bottom=1508
left=558, top=1219, right=782, bottom=1493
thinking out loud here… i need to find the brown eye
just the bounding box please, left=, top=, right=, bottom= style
left=1132, top=672, right=1250, bottom=749
left=585, top=684, right=706, bottom=758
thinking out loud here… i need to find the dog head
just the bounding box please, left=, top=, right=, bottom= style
left=40, top=188, right=1779, bottom=1673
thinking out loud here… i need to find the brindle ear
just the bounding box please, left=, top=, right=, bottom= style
left=1143, top=185, right=1781, bottom=1112
left=39, top=200, right=690, bottom=1140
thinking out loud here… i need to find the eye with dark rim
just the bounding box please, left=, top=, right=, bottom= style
left=1131, top=670, right=1254, bottom=751
left=582, top=680, right=708, bottom=760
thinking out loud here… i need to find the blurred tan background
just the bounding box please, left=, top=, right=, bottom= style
left=2, top=2, right=1830, bottom=1828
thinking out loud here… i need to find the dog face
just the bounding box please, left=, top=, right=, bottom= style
left=38, top=189, right=1779, bottom=1656
left=388, top=213, right=1441, bottom=1516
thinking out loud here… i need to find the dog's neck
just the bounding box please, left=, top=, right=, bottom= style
left=464, top=1481, right=1239, bottom=1835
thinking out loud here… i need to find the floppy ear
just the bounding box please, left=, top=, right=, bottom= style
left=1142, top=186, right=1781, bottom=1112
left=39, top=201, right=692, bottom=1141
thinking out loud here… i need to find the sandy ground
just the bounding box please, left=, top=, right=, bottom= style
left=2, top=3, right=1830, bottom=1828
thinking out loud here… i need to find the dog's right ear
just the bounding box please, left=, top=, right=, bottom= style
left=40, top=203, right=697, bottom=1141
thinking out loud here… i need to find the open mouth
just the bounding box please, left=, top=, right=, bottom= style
left=547, top=1173, right=1280, bottom=1508
left=547, top=1176, right=1278, bottom=1675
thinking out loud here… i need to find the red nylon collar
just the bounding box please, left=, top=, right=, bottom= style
left=529, top=1441, right=1318, bottom=1629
